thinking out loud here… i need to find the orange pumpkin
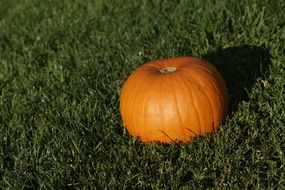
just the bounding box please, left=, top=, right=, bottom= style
left=120, top=56, right=229, bottom=143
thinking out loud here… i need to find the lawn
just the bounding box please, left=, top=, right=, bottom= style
left=0, top=0, right=284, bottom=189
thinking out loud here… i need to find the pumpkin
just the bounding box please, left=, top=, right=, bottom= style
left=120, top=56, right=229, bottom=143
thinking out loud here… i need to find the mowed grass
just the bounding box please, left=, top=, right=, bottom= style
left=0, top=0, right=284, bottom=189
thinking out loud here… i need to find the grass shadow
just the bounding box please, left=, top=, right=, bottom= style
left=202, top=45, right=272, bottom=113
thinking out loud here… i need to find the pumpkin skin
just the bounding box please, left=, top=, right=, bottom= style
left=120, top=56, right=229, bottom=143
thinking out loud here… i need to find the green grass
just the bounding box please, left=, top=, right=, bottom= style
left=0, top=0, right=284, bottom=189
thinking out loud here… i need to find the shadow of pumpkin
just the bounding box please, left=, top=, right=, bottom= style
left=203, top=45, right=272, bottom=113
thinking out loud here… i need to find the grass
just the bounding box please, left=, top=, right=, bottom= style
left=0, top=0, right=284, bottom=189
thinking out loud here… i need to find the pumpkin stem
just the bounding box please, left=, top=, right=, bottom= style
left=159, top=67, right=177, bottom=74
